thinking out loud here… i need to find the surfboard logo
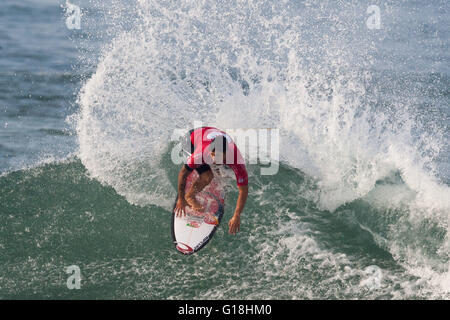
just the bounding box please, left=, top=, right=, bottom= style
left=186, top=221, right=201, bottom=228
left=203, top=214, right=219, bottom=226
left=194, top=236, right=210, bottom=251
left=176, top=242, right=194, bottom=254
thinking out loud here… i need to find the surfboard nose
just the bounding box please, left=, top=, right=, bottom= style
left=175, top=242, right=194, bottom=254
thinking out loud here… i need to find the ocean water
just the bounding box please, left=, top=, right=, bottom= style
left=0, top=0, right=449, bottom=299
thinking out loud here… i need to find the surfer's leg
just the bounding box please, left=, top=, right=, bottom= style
left=185, top=165, right=213, bottom=211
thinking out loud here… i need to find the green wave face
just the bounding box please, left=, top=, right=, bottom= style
left=1, top=158, right=447, bottom=299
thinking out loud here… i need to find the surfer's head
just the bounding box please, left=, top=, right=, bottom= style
left=210, top=135, right=228, bottom=164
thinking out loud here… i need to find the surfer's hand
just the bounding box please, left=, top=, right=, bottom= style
left=175, top=197, right=189, bottom=217
left=228, top=214, right=240, bottom=235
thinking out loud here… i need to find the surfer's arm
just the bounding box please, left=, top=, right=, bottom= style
left=177, top=165, right=192, bottom=200
left=234, top=184, right=248, bottom=216
left=228, top=184, right=248, bottom=235
left=175, top=165, right=192, bottom=216
left=228, top=161, right=248, bottom=234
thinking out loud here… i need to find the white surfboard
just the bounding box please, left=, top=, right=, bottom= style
left=171, top=170, right=226, bottom=255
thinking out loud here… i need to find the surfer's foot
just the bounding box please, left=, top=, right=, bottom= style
left=185, top=193, right=204, bottom=211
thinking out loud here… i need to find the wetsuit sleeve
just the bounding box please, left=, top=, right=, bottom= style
left=231, top=163, right=248, bottom=187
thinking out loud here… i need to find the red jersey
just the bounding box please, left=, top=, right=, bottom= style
left=186, top=127, right=248, bottom=187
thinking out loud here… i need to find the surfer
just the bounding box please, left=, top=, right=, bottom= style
left=174, top=127, right=248, bottom=235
